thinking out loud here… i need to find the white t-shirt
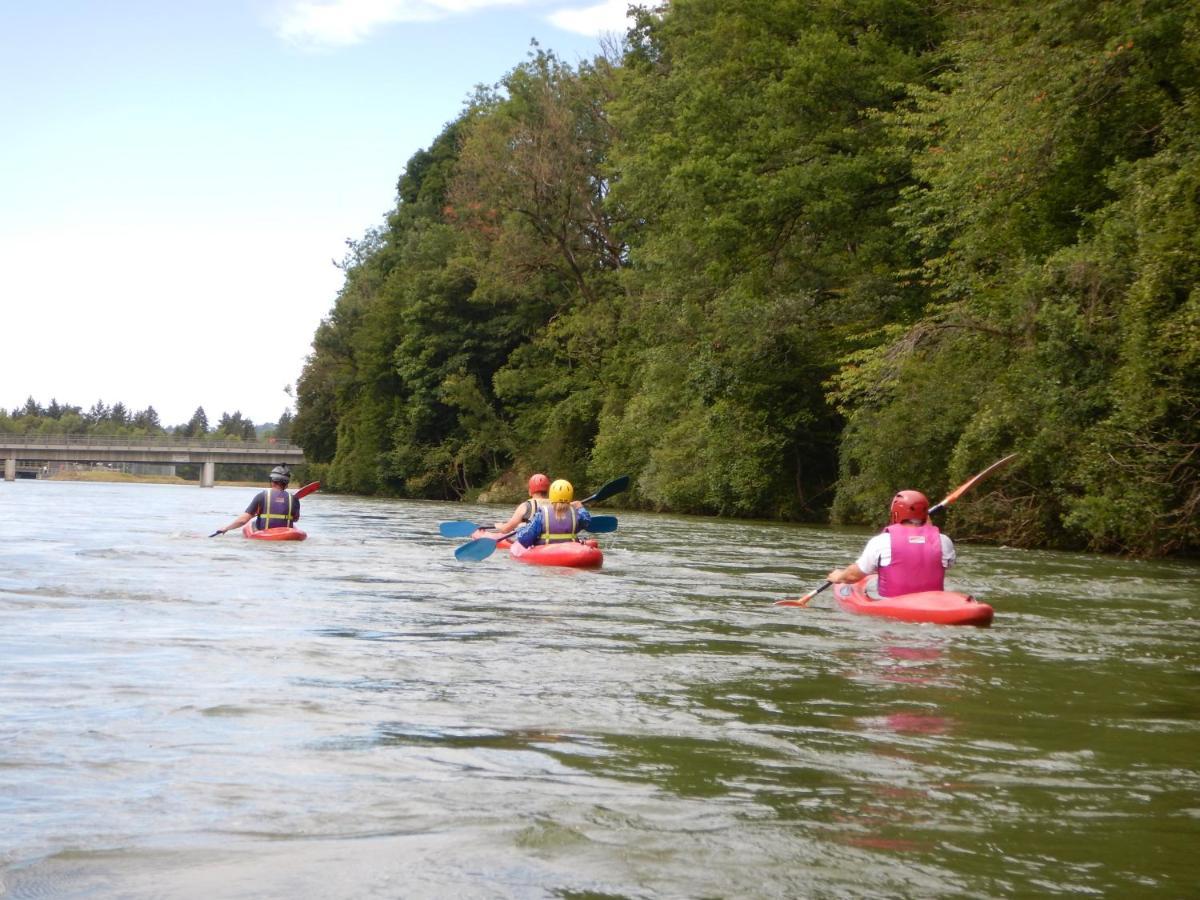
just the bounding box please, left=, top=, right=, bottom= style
left=854, top=531, right=956, bottom=575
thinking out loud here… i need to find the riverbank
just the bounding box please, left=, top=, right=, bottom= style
left=43, top=471, right=261, bottom=487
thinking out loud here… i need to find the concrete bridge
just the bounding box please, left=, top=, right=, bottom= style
left=0, top=435, right=306, bottom=487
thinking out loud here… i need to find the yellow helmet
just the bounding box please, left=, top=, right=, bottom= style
left=549, top=479, right=574, bottom=503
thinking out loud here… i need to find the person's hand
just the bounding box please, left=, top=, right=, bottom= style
left=826, top=568, right=845, bottom=583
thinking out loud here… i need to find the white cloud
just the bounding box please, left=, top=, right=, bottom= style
left=275, top=0, right=526, bottom=48
left=274, top=0, right=637, bottom=48
left=546, top=0, right=634, bottom=37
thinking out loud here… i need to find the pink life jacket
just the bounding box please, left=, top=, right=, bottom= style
left=877, top=523, right=945, bottom=597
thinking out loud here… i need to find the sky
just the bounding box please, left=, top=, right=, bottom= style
left=0, top=0, right=632, bottom=427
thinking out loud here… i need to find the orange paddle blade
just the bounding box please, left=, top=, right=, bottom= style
left=930, top=454, right=1017, bottom=513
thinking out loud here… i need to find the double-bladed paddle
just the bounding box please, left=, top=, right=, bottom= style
left=454, top=475, right=629, bottom=562
left=438, top=476, right=629, bottom=540
left=442, top=515, right=619, bottom=541
left=774, top=454, right=1017, bottom=607
left=210, top=481, right=321, bottom=537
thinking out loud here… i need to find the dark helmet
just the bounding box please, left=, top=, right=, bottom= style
left=890, top=490, right=930, bottom=524
left=270, top=465, right=291, bottom=485
left=528, top=473, right=550, bottom=494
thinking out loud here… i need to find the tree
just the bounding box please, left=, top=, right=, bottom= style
left=182, top=407, right=209, bottom=437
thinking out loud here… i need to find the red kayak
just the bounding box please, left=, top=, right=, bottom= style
left=242, top=523, right=307, bottom=542
left=509, top=539, right=603, bottom=568
left=834, top=576, right=993, bottom=627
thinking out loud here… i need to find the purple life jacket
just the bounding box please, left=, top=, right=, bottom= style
left=256, top=489, right=296, bottom=530
left=877, top=523, right=944, bottom=597
left=536, top=503, right=578, bottom=545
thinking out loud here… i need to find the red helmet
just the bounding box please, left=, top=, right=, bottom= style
left=528, top=473, right=550, bottom=494
left=890, top=490, right=930, bottom=524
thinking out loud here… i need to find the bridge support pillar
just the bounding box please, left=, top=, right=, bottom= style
left=4, top=457, right=14, bottom=482
left=200, top=461, right=215, bottom=488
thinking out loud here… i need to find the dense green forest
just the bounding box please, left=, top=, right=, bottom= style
left=292, top=0, right=1199, bottom=557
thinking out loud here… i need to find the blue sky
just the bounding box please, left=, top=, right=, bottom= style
left=0, top=0, right=630, bottom=427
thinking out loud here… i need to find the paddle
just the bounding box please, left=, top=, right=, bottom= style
left=439, top=475, right=628, bottom=539
left=454, top=514, right=621, bottom=562
left=774, top=454, right=1017, bottom=607
left=444, top=513, right=619, bottom=541
left=210, top=481, right=321, bottom=536
left=294, top=481, right=321, bottom=500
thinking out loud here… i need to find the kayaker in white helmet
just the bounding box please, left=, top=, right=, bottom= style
left=212, top=465, right=301, bottom=536
left=826, top=490, right=956, bottom=597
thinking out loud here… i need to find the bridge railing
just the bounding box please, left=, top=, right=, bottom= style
left=0, top=434, right=304, bottom=453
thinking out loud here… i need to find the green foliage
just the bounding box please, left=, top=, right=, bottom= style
left=289, top=0, right=1199, bottom=555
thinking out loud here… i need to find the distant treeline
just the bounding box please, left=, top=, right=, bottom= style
left=1, top=399, right=298, bottom=482
left=2, top=397, right=293, bottom=442
left=292, top=0, right=1199, bottom=557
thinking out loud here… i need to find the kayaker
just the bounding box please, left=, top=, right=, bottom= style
left=492, top=473, right=551, bottom=533
left=212, top=465, right=301, bottom=535
left=826, top=490, right=956, bottom=596
left=515, top=479, right=592, bottom=548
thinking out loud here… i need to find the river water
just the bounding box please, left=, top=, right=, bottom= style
left=0, top=480, right=1196, bottom=898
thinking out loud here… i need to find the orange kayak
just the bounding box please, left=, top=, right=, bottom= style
left=242, top=523, right=307, bottom=541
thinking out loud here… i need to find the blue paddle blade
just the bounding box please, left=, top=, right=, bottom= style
left=455, top=536, right=502, bottom=562
left=439, top=520, right=481, bottom=538
left=587, top=515, right=618, bottom=533
left=582, top=474, right=630, bottom=505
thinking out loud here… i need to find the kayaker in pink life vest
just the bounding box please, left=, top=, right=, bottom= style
left=213, top=465, right=300, bottom=535
left=826, top=490, right=956, bottom=597
left=492, top=473, right=551, bottom=533
left=515, top=479, right=593, bottom=549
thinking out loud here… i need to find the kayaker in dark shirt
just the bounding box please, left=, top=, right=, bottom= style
left=827, top=490, right=956, bottom=596
left=515, top=479, right=592, bottom=548
left=493, top=473, right=551, bottom=533
left=212, top=465, right=301, bottom=535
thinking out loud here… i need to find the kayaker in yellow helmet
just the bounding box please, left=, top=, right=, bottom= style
left=827, top=490, right=956, bottom=597
left=514, top=479, right=593, bottom=549
left=493, top=473, right=551, bottom=534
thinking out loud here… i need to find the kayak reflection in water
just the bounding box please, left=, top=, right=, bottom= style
left=212, top=465, right=300, bottom=536
left=826, top=490, right=956, bottom=598
left=514, top=479, right=593, bottom=548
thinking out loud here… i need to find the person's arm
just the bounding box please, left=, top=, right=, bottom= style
left=828, top=535, right=885, bottom=583
left=576, top=507, right=593, bottom=532
left=516, top=509, right=543, bottom=548
left=215, top=512, right=253, bottom=535
left=216, top=492, right=263, bottom=535
left=494, top=501, right=530, bottom=534
left=941, top=534, right=956, bottom=569
left=827, top=562, right=866, bottom=584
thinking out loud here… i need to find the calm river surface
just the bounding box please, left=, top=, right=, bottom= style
left=1, top=480, right=1197, bottom=898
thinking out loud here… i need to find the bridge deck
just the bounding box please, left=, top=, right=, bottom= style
left=1, top=436, right=307, bottom=485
